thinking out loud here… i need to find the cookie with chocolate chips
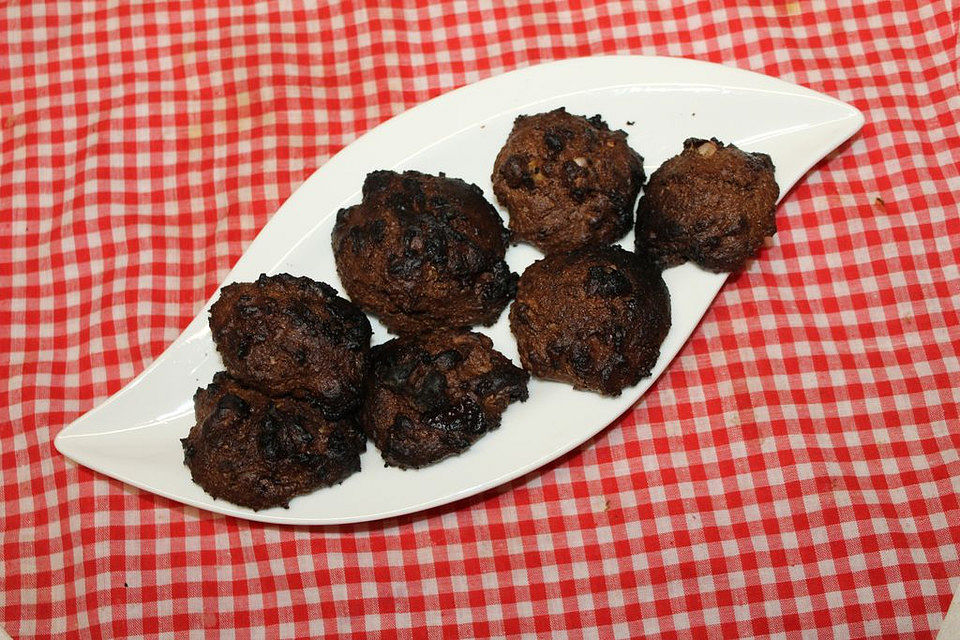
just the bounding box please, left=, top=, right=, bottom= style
left=510, top=245, right=671, bottom=396
left=492, top=108, right=645, bottom=253
left=635, top=137, right=779, bottom=272
left=332, top=170, right=517, bottom=335
left=182, top=373, right=366, bottom=510
left=361, top=330, right=529, bottom=469
left=209, top=273, right=372, bottom=419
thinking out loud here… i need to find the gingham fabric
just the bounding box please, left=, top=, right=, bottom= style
left=2, top=1, right=958, bottom=637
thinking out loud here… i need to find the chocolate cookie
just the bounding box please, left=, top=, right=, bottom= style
left=510, top=246, right=671, bottom=396
left=362, top=330, right=529, bottom=469
left=332, top=170, right=517, bottom=335
left=209, top=273, right=371, bottom=419
left=635, top=137, right=779, bottom=272
left=492, top=108, right=645, bottom=253
left=182, top=373, right=366, bottom=510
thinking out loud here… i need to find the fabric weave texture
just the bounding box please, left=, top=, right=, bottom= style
left=2, top=1, right=959, bottom=637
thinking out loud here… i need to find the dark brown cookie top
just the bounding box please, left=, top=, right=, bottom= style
left=182, top=373, right=366, bottom=510
left=332, top=170, right=517, bottom=335
left=208, top=273, right=371, bottom=418
left=361, top=330, right=529, bottom=469
left=510, top=245, right=671, bottom=396
left=492, top=108, right=645, bottom=254
left=635, top=137, right=779, bottom=272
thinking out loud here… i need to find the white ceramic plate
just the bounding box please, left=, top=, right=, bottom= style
left=55, top=56, right=863, bottom=524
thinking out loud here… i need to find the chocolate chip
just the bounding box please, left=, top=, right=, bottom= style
left=215, top=393, right=250, bottom=421
left=544, top=130, right=565, bottom=153
left=258, top=407, right=314, bottom=462
left=386, top=252, right=423, bottom=277
left=427, top=398, right=488, bottom=445
left=368, top=219, right=385, bottom=243
left=347, top=227, right=366, bottom=253
left=569, top=344, right=594, bottom=374
left=393, top=414, right=415, bottom=432
left=414, top=370, right=448, bottom=412
left=471, top=367, right=529, bottom=400
left=432, top=349, right=463, bottom=370
left=377, top=350, right=419, bottom=389
left=562, top=159, right=587, bottom=183
left=500, top=154, right=535, bottom=190
left=584, top=265, right=633, bottom=297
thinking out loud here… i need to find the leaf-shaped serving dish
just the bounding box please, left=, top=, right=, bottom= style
left=55, top=56, right=863, bottom=524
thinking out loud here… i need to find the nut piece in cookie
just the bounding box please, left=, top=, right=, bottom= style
left=510, top=246, right=671, bottom=396
left=181, top=373, right=366, bottom=510
left=635, top=137, right=779, bottom=272
left=332, top=170, right=517, bottom=335
left=492, top=108, right=645, bottom=254
left=209, top=273, right=372, bottom=419
left=362, top=330, right=529, bottom=469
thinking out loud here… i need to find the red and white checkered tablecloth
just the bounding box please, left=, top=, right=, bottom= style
left=3, top=1, right=959, bottom=637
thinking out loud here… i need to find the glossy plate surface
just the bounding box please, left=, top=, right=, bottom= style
left=55, top=56, right=863, bottom=524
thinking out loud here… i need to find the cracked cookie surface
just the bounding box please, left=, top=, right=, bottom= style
left=635, top=137, right=779, bottom=272
left=209, top=273, right=372, bottom=419
left=362, top=330, right=529, bottom=469
left=182, top=373, right=366, bottom=510
left=510, top=245, right=671, bottom=396
left=492, top=108, right=645, bottom=254
left=332, top=170, right=517, bottom=335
